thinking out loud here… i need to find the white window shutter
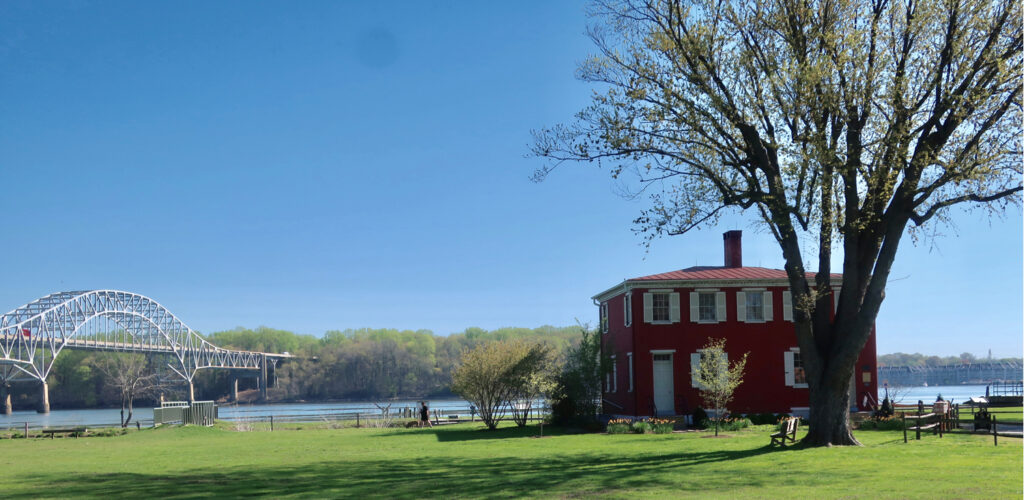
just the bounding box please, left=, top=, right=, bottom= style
left=643, top=293, right=653, bottom=323
left=690, top=352, right=701, bottom=388
left=715, top=291, right=726, bottom=322
left=689, top=292, right=699, bottom=322
left=783, top=291, right=793, bottom=321
left=669, top=293, right=681, bottom=323
left=763, top=291, right=773, bottom=321
left=624, top=294, right=631, bottom=326
left=784, top=351, right=795, bottom=386
left=736, top=292, right=746, bottom=322
left=612, top=360, right=617, bottom=392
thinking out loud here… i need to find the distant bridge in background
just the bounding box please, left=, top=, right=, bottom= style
left=878, top=362, right=1022, bottom=388
left=0, top=290, right=292, bottom=414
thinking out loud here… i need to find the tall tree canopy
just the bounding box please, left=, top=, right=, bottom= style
left=533, top=0, right=1021, bottom=445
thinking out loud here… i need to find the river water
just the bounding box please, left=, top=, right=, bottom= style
left=0, top=385, right=998, bottom=429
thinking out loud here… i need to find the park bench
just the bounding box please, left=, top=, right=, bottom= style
left=42, top=427, right=87, bottom=439
left=770, top=418, right=799, bottom=446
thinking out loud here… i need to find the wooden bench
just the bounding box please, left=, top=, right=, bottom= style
left=42, top=427, right=87, bottom=439
left=770, top=418, right=799, bottom=446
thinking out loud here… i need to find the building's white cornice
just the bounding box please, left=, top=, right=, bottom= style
left=592, top=277, right=843, bottom=303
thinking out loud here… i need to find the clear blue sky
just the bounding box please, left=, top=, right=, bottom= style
left=1, top=1, right=1020, bottom=357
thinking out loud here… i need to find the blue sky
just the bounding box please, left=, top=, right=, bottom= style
left=1, top=1, right=1020, bottom=357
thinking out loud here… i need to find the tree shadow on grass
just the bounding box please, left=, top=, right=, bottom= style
left=375, top=423, right=569, bottom=442
left=10, top=444, right=782, bottom=499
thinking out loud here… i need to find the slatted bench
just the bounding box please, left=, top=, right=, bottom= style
left=42, top=427, right=87, bottom=439
left=770, top=418, right=799, bottom=446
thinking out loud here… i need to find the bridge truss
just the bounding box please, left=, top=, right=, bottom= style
left=0, top=290, right=290, bottom=412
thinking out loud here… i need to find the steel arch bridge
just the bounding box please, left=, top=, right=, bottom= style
left=0, top=290, right=291, bottom=413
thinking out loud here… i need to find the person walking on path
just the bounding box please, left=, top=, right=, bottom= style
left=419, top=401, right=432, bottom=428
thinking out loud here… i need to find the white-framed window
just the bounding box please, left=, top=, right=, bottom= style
left=627, top=352, right=634, bottom=392
left=689, top=290, right=726, bottom=323
left=784, top=348, right=808, bottom=388
left=611, top=356, right=618, bottom=393
left=624, top=292, right=632, bottom=326
left=690, top=349, right=728, bottom=388
left=643, top=290, right=680, bottom=324
left=737, top=290, right=773, bottom=323
left=600, top=302, right=608, bottom=333
left=653, top=293, right=670, bottom=321
left=782, top=291, right=793, bottom=321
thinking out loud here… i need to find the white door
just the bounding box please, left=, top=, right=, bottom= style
left=652, top=354, right=675, bottom=416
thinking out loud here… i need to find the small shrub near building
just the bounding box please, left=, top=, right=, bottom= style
left=606, top=418, right=674, bottom=434
left=858, top=416, right=905, bottom=431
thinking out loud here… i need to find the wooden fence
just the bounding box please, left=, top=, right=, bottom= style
left=895, top=400, right=1002, bottom=446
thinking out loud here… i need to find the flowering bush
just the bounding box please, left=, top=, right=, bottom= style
left=717, top=417, right=752, bottom=431
left=606, top=418, right=675, bottom=434
left=607, top=419, right=632, bottom=434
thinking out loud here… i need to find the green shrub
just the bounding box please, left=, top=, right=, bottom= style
left=650, top=421, right=674, bottom=434
left=859, top=416, right=905, bottom=431
left=631, top=421, right=652, bottom=434
left=692, top=408, right=710, bottom=429
left=718, top=417, right=752, bottom=431
left=606, top=419, right=632, bottom=434
left=747, top=413, right=779, bottom=425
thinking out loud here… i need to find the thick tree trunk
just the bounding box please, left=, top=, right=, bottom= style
left=804, top=372, right=859, bottom=446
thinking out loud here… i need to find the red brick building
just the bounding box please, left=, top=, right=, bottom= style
left=594, top=231, right=877, bottom=417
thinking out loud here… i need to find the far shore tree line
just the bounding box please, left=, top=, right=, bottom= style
left=13, top=325, right=582, bottom=412
left=10, top=322, right=1017, bottom=417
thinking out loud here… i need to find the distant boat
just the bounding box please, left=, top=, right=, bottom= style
left=922, top=382, right=928, bottom=387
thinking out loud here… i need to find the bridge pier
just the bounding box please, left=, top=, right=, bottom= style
left=188, top=381, right=195, bottom=403
left=37, top=381, right=49, bottom=414
left=231, top=376, right=239, bottom=402
left=1, top=383, right=11, bottom=415
left=260, top=354, right=268, bottom=401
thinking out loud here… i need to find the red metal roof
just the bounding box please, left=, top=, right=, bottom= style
left=631, top=266, right=841, bottom=281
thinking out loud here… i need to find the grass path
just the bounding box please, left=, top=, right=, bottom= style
left=0, top=423, right=1020, bottom=499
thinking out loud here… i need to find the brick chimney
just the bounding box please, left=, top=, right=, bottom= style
left=723, top=230, right=742, bottom=268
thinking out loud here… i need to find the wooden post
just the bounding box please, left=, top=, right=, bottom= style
left=270, top=415, right=274, bottom=432
left=24, top=422, right=28, bottom=439
left=356, top=413, right=360, bottom=428
left=902, top=413, right=907, bottom=443
left=992, top=415, right=997, bottom=446
left=915, top=408, right=921, bottom=440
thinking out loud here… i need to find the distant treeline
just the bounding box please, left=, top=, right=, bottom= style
left=878, top=352, right=1022, bottom=367
left=27, top=326, right=583, bottom=410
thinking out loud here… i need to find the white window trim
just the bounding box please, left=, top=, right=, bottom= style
left=611, top=356, right=618, bottom=393
left=739, top=289, right=770, bottom=323
left=785, top=347, right=809, bottom=389
left=626, top=352, right=634, bottom=392
left=691, top=348, right=728, bottom=388
left=693, top=291, right=724, bottom=324
left=645, top=291, right=679, bottom=324
left=624, top=292, right=632, bottom=327
left=650, top=349, right=676, bottom=354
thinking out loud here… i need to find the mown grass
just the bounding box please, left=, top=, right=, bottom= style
left=0, top=422, right=1019, bottom=499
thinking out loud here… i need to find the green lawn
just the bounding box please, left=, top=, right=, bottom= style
left=0, top=423, right=1019, bottom=499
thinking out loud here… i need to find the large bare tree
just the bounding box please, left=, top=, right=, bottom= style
left=533, top=0, right=1021, bottom=445
left=95, top=353, right=162, bottom=428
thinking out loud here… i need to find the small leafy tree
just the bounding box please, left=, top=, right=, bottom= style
left=509, top=353, right=556, bottom=427
left=549, top=325, right=609, bottom=427
left=451, top=340, right=550, bottom=430
left=694, top=338, right=748, bottom=436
